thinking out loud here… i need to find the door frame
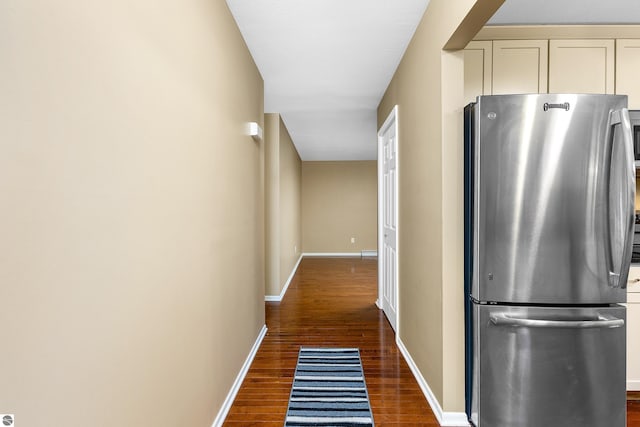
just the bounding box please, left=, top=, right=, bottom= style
left=377, top=105, right=399, bottom=332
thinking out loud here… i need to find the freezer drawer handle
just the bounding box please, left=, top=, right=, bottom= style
left=490, top=313, right=624, bottom=329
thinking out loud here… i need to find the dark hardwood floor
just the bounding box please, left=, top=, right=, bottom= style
left=630, top=392, right=640, bottom=426
left=224, top=257, right=640, bottom=426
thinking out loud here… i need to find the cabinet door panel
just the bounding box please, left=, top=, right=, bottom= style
left=616, top=39, right=640, bottom=109
left=629, top=267, right=640, bottom=391
left=492, top=40, right=548, bottom=95
left=628, top=299, right=640, bottom=391
left=549, top=39, right=615, bottom=94
left=464, top=41, right=492, bottom=104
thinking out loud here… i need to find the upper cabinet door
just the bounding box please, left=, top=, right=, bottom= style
left=464, top=41, right=492, bottom=105
left=616, top=39, right=640, bottom=109
left=549, top=39, right=615, bottom=94
left=492, top=40, right=548, bottom=95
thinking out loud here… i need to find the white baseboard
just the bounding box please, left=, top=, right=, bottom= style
left=361, top=250, right=378, bottom=257
left=302, top=252, right=361, bottom=257
left=440, top=412, right=472, bottom=426
left=265, top=254, right=303, bottom=302
left=211, top=325, right=267, bottom=427
left=628, top=380, right=640, bottom=391
left=396, top=337, right=470, bottom=427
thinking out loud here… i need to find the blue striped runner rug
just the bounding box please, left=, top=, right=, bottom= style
left=284, top=347, right=374, bottom=427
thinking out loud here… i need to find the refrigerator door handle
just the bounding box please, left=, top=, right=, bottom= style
left=606, top=108, right=635, bottom=289
left=490, top=313, right=625, bottom=329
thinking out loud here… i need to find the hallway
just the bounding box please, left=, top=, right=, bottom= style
left=223, top=256, right=640, bottom=426
left=224, top=257, right=438, bottom=426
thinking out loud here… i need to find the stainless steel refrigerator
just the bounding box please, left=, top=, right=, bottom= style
left=463, top=94, right=635, bottom=427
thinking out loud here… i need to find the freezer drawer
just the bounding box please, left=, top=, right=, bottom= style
left=470, top=304, right=626, bottom=427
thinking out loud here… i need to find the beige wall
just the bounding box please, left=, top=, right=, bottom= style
left=279, top=120, right=302, bottom=288
left=265, top=114, right=281, bottom=296
left=302, top=161, right=377, bottom=253
left=0, top=1, right=265, bottom=425
left=265, top=114, right=302, bottom=297
left=377, top=0, right=503, bottom=413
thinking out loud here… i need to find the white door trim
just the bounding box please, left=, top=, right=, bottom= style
left=377, top=105, right=399, bottom=333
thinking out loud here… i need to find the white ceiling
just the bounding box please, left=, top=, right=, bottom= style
left=227, top=0, right=640, bottom=161
left=226, top=0, right=429, bottom=160
left=489, top=0, right=640, bottom=25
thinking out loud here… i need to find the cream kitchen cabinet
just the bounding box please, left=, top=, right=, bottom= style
left=549, top=39, right=615, bottom=94
left=464, top=35, right=640, bottom=108
left=492, top=40, right=548, bottom=95
left=627, top=266, right=640, bottom=391
left=463, top=41, right=492, bottom=104
left=616, top=39, right=640, bottom=109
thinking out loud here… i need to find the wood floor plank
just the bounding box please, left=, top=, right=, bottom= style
left=222, top=257, right=640, bottom=426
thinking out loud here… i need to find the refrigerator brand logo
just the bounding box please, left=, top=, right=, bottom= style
left=543, top=102, right=570, bottom=111
left=1, top=415, right=14, bottom=426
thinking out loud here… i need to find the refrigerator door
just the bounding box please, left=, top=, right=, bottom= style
left=472, top=94, right=634, bottom=304
left=471, top=304, right=626, bottom=427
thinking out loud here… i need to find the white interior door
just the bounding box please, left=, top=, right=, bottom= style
left=378, top=106, right=398, bottom=332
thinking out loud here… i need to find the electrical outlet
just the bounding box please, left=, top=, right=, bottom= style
left=350, top=237, right=356, bottom=244
left=294, top=245, right=297, bottom=254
